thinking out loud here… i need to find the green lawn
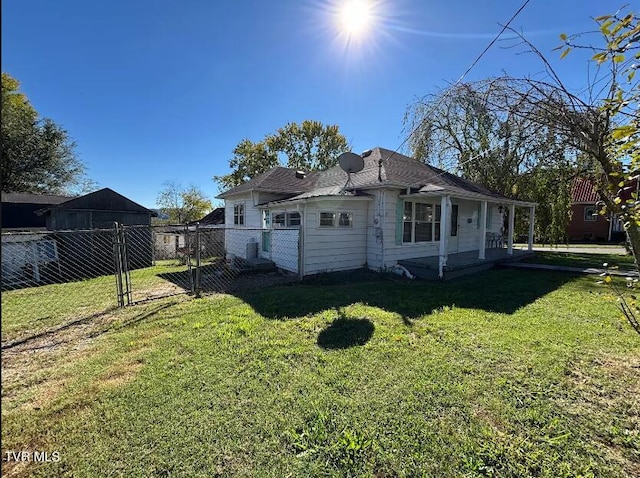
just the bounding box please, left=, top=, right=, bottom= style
left=1, top=260, right=189, bottom=345
left=523, top=251, right=636, bottom=270
left=2, top=269, right=639, bottom=477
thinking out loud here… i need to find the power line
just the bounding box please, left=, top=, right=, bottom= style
left=385, top=0, right=532, bottom=167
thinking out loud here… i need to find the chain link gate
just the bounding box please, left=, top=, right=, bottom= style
left=2, top=223, right=302, bottom=331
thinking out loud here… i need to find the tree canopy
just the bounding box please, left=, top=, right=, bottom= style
left=1, top=73, right=93, bottom=194
left=214, top=120, right=350, bottom=190
left=404, top=80, right=578, bottom=244
left=156, top=182, right=213, bottom=224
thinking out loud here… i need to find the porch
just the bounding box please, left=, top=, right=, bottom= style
left=399, top=248, right=535, bottom=280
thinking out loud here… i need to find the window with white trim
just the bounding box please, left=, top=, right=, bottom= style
left=287, top=212, right=301, bottom=226
left=233, top=204, right=244, bottom=225
left=403, top=201, right=440, bottom=243
left=273, top=213, right=285, bottom=227
left=320, top=212, right=336, bottom=227
left=338, top=212, right=353, bottom=227
left=319, top=211, right=353, bottom=228
left=271, top=212, right=301, bottom=227
left=584, top=205, right=597, bottom=221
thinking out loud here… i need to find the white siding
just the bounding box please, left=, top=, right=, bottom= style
left=379, top=190, right=438, bottom=267
left=153, top=232, right=186, bottom=260
left=303, top=199, right=370, bottom=275
left=224, top=194, right=263, bottom=260
left=454, top=199, right=503, bottom=253
left=379, top=192, right=505, bottom=268
left=224, top=193, right=261, bottom=228
left=270, top=229, right=299, bottom=273
left=225, top=228, right=261, bottom=260
left=366, top=190, right=384, bottom=270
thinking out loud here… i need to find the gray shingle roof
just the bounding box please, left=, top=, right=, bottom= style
left=217, top=167, right=320, bottom=198
left=217, top=147, right=523, bottom=204
left=315, top=147, right=509, bottom=200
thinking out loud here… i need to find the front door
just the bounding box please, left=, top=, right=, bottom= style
left=448, top=204, right=459, bottom=253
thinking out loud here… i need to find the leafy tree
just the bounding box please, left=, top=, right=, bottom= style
left=1, top=73, right=93, bottom=194
left=468, top=8, right=640, bottom=264
left=404, top=80, right=577, bottom=244
left=214, top=120, right=350, bottom=189
left=268, top=120, right=350, bottom=171
left=558, top=9, right=639, bottom=254
left=214, top=139, right=279, bottom=191
left=156, top=182, right=213, bottom=224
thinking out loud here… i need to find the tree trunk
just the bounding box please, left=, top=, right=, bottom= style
left=625, top=224, right=640, bottom=271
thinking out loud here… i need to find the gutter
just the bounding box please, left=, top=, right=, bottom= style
left=399, top=191, right=536, bottom=208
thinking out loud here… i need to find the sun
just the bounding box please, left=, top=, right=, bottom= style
left=339, top=0, right=373, bottom=36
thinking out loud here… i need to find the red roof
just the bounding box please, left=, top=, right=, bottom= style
left=571, top=178, right=599, bottom=203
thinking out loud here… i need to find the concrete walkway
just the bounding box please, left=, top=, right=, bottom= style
left=502, top=261, right=638, bottom=277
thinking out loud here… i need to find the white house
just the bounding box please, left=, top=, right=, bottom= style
left=217, top=147, right=535, bottom=279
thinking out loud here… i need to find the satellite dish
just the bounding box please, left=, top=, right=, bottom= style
left=338, top=152, right=364, bottom=174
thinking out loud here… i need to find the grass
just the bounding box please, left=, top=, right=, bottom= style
left=522, top=251, right=636, bottom=270
left=2, top=269, right=639, bottom=477
left=1, top=260, right=189, bottom=344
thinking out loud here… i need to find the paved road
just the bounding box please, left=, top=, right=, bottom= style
left=514, top=245, right=627, bottom=255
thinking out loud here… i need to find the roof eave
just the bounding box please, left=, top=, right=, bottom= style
left=263, top=194, right=374, bottom=208
left=400, top=190, right=536, bottom=207
left=217, top=187, right=308, bottom=200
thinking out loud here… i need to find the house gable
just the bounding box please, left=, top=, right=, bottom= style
left=34, top=188, right=156, bottom=230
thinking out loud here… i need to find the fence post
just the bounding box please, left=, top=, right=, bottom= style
left=298, top=227, right=304, bottom=281
left=112, top=222, right=124, bottom=307
left=195, top=222, right=201, bottom=297
left=185, top=225, right=194, bottom=294
left=120, top=224, right=132, bottom=305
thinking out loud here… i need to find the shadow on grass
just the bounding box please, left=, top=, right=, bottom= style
left=317, top=317, right=374, bottom=350
left=233, top=268, right=579, bottom=322
left=2, top=300, right=180, bottom=351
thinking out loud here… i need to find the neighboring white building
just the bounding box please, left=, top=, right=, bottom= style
left=217, top=147, right=535, bottom=279
left=1, top=232, right=60, bottom=287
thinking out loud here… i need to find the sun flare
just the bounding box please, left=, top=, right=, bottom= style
left=339, top=0, right=373, bottom=36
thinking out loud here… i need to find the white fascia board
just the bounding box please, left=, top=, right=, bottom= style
left=399, top=190, right=536, bottom=207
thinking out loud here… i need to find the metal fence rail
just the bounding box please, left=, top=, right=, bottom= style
left=2, top=224, right=300, bottom=334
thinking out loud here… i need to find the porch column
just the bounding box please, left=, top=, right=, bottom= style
left=528, top=205, right=535, bottom=251
left=438, top=195, right=450, bottom=279
left=507, top=203, right=515, bottom=255
left=479, top=200, right=487, bottom=260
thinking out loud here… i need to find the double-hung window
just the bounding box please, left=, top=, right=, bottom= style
left=403, top=202, right=440, bottom=243
left=233, top=204, right=244, bottom=225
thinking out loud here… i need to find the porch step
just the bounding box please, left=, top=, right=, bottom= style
left=398, top=249, right=535, bottom=281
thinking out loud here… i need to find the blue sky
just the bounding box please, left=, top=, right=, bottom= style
left=2, top=0, right=606, bottom=208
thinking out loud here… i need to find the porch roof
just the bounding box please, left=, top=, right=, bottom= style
left=400, top=184, right=536, bottom=207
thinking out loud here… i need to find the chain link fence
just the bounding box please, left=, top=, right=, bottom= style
left=2, top=224, right=301, bottom=344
